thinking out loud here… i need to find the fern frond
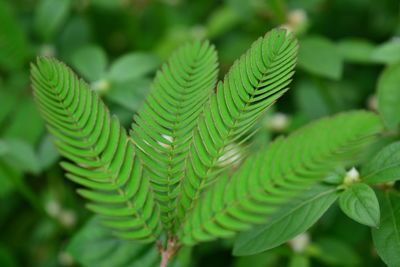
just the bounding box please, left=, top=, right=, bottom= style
left=129, top=41, right=218, bottom=230
left=177, top=28, right=298, bottom=227
left=180, top=111, right=382, bottom=245
left=31, top=57, right=162, bottom=243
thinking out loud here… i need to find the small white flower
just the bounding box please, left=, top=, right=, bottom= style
left=344, top=167, right=360, bottom=186
left=158, top=135, right=174, bottom=150
left=40, top=44, right=56, bottom=57
left=91, top=79, right=110, bottom=93
left=288, top=232, right=310, bottom=253
left=59, top=209, right=77, bottom=228
left=58, top=251, right=74, bottom=266
left=218, top=145, right=241, bottom=167
left=367, top=94, right=378, bottom=111
left=266, top=112, right=290, bottom=132
left=281, top=9, right=308, bottom=33
left=191, top=25, right=207, bottom=40
left=45, top=200, right=61, bottom=217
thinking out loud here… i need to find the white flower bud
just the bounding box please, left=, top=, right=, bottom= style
left=59, top=209, right=77, bottom=228
left=158, top=134, right=174, bottom=150
left=344, top=167, right=360, bottom=186
left=367, top=94, right=378, bottom=111
left=45, top=200, right=61, bottom=217
left=40, top=44, right=56, bottom=57
left=266, top=112, right=290, bottom=132
left=218, top=145, right=241, bottom=167
left=288, top=232, right=310, bottom=253
left=58, top=252, right=74, bottom=266
left=91, top=79, right=110, bottom=93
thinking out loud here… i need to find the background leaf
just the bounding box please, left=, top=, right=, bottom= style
left=338, top=39, right=375, bottom=64
left=371, top=40, right=400, bottom=64
left=69, top=45, right=108, bottom=82
left=298, top=36, right=343, bottom=80
left=66, top=217, right=159, bottom=267
left=108, top=53, right=160, bottom=82
left=377, top=63, right=400, bottom=129
left=34, top=0, right=72, bottom=41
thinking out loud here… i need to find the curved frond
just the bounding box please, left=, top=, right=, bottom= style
left=129, top=41, right=218, bottom=230
left=31, top=57, right=162, bottom=243
left=180, top=111, right=382, bottom=245
left=177, top=28, right=299, bottom=228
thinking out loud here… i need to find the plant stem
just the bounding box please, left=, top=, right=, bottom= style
left=158, top=236, right=180, bottom=267
left=160, top=250, right=170, bottom=267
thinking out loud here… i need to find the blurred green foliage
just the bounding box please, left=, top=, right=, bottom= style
left=1, top=0, right=400, bottom=266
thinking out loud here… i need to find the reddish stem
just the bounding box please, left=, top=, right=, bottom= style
left=158, top=237, right=180, bottom=267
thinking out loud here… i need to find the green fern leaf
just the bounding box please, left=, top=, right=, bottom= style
left=180, top=111, right=382, bottom=245
left=177, top=28, right=299, bottom=228
left=129, top=41, right=218, bottom=230
left=31, top=57, right=162, bottom=243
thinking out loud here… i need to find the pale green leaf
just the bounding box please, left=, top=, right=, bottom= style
left=70, top=45, right=108, bottom=82
left=298, top=36, right=343, bottom=80
left=0, top=139, right=40, bottom=174
left=108, top=53, right=160, bottom=82
left=34, top=0, right=72, bottom=41
left=371, top=40, right=400, bottom=64
left=377, top=63, right=400, bottom=129
left=338, top=38, right=375, bottom=64
left=66, top=217, right=159, bottom=267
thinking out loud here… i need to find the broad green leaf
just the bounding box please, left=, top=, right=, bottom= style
left=70, top=45, right=108, bottom=82
left=298, top=36, right=343, bottom=80
left=37, top=135, right=60, bottom=170
left=371, top=40, right=400, bottom=64
left=66, top=217, right=159, bottom=267
left=361, top=141, right=400, bottom=184
left=338, top=183, right=380, bottom=227
left=294, top=79, right=330, bottom=120
left=3, top=98, right=44, bottom=146
left=58, top=16, right=91, bottom=58
left=34, top=0, right=72, bottom=41
left=338, top=39, right=375, bottom=64
left=108, top=53, right=160, bottom=82
left=377, top=63, right=400, bottom=129
left=233, top=185, right=338, bottom=256
left=206, top=6, right=241, bottom=38
left=372, top=190, right=400, bottom=267
left=0, top=139, right=40, bottom=174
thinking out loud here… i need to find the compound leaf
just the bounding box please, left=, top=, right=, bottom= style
left=31, top=57, right=161, bottom=243
left=177, top=28, right=298, bottom=230
left=130, top=40, right=218, bottom=230
left=180, top=111, right=382, bottom=245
